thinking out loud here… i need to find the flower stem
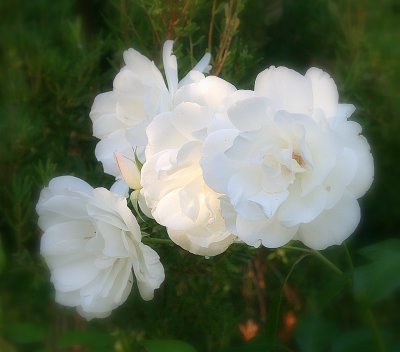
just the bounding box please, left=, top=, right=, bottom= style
left=365, top=307, right=386, bottom=352
left=142, top=237, right=344, bottom=275
left=282, top=245, right=311, bottom=254
left=142, top=237, right=175, bottom=246
left=283, top=245, right=343, bottom=275
left=311, top=249, right=343, bottom=275
left=343, top=242, right=354, bottom=272
left=267, top=254, right=309, bottom=346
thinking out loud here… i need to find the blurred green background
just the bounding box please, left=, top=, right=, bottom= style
left=0, top=0, right=399, bottom=351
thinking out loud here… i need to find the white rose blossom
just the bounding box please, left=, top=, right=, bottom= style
left=201, top=66, right=374, bottom=250
left=140, top=76, right=237, bottom=256
left=36, top=37, right=376, bottom=324
left=36, top=176, right=165, bottom=319
left=90, top=40, right=211, bottom=180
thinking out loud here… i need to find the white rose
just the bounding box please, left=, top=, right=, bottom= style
left=140, top=76, right=237, bottom=256
left=90, top=41, right=211, bottom=179
left=201, top=66, right=373, bottom=250
left=36, top=176, right=165, bottom=319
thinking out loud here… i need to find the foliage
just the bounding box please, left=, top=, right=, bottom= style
left=0, top=0, right=399, bottom=351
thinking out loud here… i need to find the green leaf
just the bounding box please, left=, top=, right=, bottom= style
left=58, top=331, right=114, bottom=352
left=219, top=337, right=272, bottom=352
left=0, top=238, right=5, bottom=274
left=332, top=329, right=376, bottom=352
left=353, top=239, right=400, bottom=304
left=295, top=313, right=338, bottom=352
left=6, top=323, right=46, bottom=344
left=142, top=339, right=197, bottom=352
left=358, top=239, right=400, bottom=260
left=265, top=293, right=282, bottom=348
left=0, top=337, right=17, bottom=352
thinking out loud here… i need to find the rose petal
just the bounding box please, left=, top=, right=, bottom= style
left=255, top=66, right=313, bottom=114
left=305, top=67, right=338, bottom=119
left=297, top=192, right=360, bottom=250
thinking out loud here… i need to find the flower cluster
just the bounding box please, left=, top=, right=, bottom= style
left=37, top=41, right=373, bottom=318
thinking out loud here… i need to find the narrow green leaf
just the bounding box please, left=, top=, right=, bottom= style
left=142, top=339, right=197, bottom=352
left=0, top=238, right=5, bottom=274
left=353, top=240, right=400, bottom=304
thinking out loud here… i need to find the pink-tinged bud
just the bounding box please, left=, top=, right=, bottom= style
left=114, top=152, right=141, bottom=190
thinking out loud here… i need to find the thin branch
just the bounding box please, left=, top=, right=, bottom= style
left=208, top=0, right=217, bottom=52
left=138, top=0, right=161, bottom=46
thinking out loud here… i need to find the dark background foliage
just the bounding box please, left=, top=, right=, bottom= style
left=0, top=0, right=399, bottom=351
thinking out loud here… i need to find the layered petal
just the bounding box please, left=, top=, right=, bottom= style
left=37, top=176, right=164, bottom=319
left=255, top=65, right=340, bottom=121
left=90, top=41, right=214, bottom=181
left=141, top=90, right=236, bottom=256
left=255, top=66, right=313, bottom=115
left=201, top=66, right=373, bottom=249
left=297, top=192, right=360, bottom=250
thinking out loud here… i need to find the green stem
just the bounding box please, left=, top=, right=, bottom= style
left=311, top=249, right=343, bottom=275
left=343, top=242, right=354, bottom=271
left=142, top=237, right=344, bottom=275
left=282, top=245, right=311, bottom=254
left=142, top=237, right=175, bottom=246
left=283, top=245, right=343, bottom=275
left=268, top=254, right=309, bottom=346
left=365, top=307, right=386, bottom=352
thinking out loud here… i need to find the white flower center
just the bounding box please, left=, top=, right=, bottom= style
left=257, top=139, right=306, bottom=194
